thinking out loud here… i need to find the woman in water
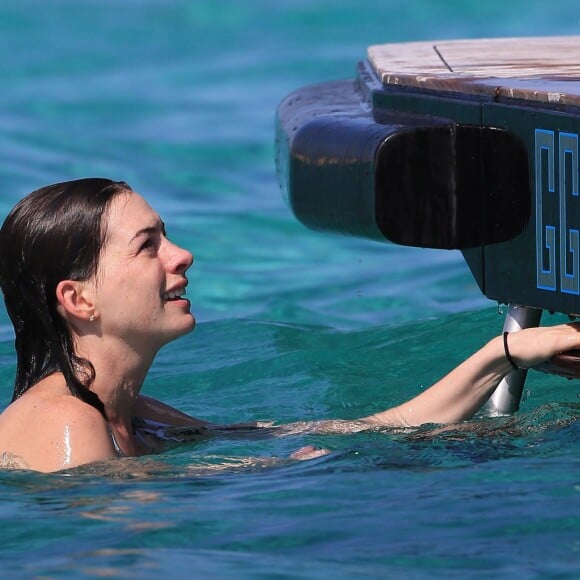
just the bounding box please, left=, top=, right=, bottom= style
left=0, top=178, right=577, bottom=472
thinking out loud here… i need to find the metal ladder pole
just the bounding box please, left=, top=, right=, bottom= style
left=484, top=304, right=542, bottom=416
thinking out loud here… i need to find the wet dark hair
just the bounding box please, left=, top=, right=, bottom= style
left=0, top=178, right=132, bottom=417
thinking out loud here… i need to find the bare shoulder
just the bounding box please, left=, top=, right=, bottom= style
left=0, top=390, right=116, bottom=473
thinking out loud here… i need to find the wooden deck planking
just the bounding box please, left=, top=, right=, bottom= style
left=368, top=37, right=580, bottom=105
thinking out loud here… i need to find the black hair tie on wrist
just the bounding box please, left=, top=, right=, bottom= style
left=503, top=331, right=520, bottom=370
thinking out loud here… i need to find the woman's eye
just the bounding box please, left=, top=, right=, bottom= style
left=139, top=238, right=154, bottom=252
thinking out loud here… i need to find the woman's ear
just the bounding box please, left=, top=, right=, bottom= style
left=55, top=280, right=96, bottom=322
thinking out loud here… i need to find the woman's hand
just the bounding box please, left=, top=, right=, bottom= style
left=505, top=323, right=580, bottom=369
left=290, top=445, right=331, bottom=460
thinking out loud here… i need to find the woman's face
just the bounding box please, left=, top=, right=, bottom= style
left=90, top=191, right=195, bottom=353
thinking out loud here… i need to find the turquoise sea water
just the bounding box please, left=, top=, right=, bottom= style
left=0, top=1, right=579, bottom=577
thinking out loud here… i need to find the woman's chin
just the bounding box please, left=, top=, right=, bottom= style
left=181, top=313, right=197, bottom=334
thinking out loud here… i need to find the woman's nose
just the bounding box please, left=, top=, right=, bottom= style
left=164, top=240, right=194, bottom=273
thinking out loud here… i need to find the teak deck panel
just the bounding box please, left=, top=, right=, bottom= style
left=368, top=37, right=580, bottom=106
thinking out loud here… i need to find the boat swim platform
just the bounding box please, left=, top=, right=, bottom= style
left=275, top=37, right=580, bottom=403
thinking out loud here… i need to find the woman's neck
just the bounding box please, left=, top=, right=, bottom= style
left=74, top=335, right=156, bottom=428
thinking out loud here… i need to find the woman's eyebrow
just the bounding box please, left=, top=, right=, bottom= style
left=129, top=220, right=165, bottom=244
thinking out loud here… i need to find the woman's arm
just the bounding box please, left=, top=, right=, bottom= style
left=273, top=322, right=580, bottom=435
left=138, top=323, right=580, bottom=436
left=363, top=323, right=580, bottom=427
left=134, top=394, right=270, bottom=430
left=134, top=394, right=216, bottom=427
